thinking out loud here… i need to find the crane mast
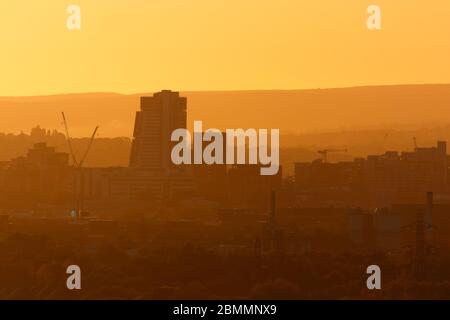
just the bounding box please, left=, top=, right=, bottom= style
left=61, top=112, right=99, bottom=219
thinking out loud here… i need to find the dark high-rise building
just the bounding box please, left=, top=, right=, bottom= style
left=127, top=90, right=192, bottom=203
left=129, top=90, right=187, bottom=171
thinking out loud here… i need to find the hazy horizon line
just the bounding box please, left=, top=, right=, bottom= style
left=1, top=82, right=450, bottom=99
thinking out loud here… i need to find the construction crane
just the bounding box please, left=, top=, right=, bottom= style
left=317, top=148, right=347, bottom=163
left=61, top=112, right=99, bottom=219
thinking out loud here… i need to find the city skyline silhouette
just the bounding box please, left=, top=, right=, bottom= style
left=2, top=0, right=450, bottom=303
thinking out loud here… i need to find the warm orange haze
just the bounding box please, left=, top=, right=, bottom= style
left=1, top=0, right=450, bottom=302
left=1, top=0, right=450, bottom=95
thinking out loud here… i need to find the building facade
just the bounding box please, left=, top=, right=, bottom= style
left=129, top=90, right=187, bottom=171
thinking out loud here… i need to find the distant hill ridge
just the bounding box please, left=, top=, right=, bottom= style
left=0, top=84, right=450, bottom=137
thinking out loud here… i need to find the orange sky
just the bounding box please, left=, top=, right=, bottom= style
left=1, top=0, right=450, bottom=96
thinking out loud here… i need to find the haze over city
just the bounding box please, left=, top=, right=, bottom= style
left=1, top=0, right=450, bottom=303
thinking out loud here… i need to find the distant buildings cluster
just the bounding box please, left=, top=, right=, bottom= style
left=0, top=142, right=71, bottom=206
left=76, top=90, right=281, bottom=209
left=295, top=141, right=449, bottom=207
left=0, top=90, right=449, bottom=216
left=0, top=91, right=281, bottom=211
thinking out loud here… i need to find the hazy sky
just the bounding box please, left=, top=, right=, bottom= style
left=1, top=0, right=450, bottom=96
